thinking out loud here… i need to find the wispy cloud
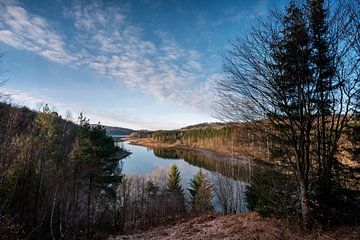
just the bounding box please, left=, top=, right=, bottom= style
left=195, top=0, right=269, bottom=27
left=0, top=0, right=216, bottom=111
left=3, top=87, right=184, bottom=130
left=0, top=0, right=75, bottom=64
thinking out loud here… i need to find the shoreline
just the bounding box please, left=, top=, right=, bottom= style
left=122, top=137, right=259, bottom=166
left=117, top=149, right=132, bottom=160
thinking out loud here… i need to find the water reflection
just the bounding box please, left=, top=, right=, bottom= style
left=117, top=141, right=271, bottom=213
left=153, top=148, right=253, bottom=183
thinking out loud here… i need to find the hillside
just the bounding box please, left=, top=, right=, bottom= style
left=0, top=103, right=128, bottom=239
left=102, top=125, right=136, bottom=136
left=180, top=122, right=227, bottom=130
left=127, top=122, right=269, bottom=161
left=110, top=212, right=360, bottom=240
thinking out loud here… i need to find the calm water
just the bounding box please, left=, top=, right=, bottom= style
left=116, top=141, right=255, bottom=212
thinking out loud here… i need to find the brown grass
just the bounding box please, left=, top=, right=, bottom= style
left=109, top=212, right=360, bottom=240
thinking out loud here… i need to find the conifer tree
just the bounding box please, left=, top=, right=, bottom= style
left=217, top=0, right=359, bottom=226
left=269, top=2, right=314, bottom=226
left=166, top=164, right=185, bottom=214
left=71, top=114, right=122, bottom=238
left=189, top=170, right=213, bottom=212
left=308, top=0, right=336, bottom=205
left=166, top=164, right=183, bottom=193
left=32, top=104, right=60, bottom=224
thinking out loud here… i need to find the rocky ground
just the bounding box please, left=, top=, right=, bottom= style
left=109, top=212, right=360, bottom=240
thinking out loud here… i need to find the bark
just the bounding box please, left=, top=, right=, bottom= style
left=86, top=172, right=93, bottom=240
left=50, top=182, right=58, bottom=240
left=299, top=181, right=311, bottom=228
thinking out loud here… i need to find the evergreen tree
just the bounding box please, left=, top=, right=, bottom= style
left=32, top=104, right=60, bottom=225
left=71, top=114, right=122, bottom=238
left=217, top=0, right=358, bottom=226
left=188, top=170, right=213, bottom=212
left=308, top=0, right=337, bottom=206
left=309, top=0, right=335, bottom=115
left=166, top=164, right=185, bottom=214
left=269, top=1, right=314, bottom=226
left=166, top=164, right=183, bottom=193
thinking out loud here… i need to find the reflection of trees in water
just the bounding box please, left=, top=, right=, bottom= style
left=153, top=147, right=253, bottom=213
left=211, top=173, right=248, bottom=213
left=152, top=148, right=180, bottom=159
left=153, top=147, right=256, bottom=183
left=153, top=147, right=286, bottom=214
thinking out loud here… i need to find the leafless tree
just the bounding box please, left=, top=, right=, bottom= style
left=215, top=0, right=359, bottom=226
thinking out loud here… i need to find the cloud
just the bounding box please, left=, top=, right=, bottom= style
left=0, top=0, right=217, bottom=112
left=2, top=88, right=49, bottom=107
left=196, top=0, right=269, bottom=27
left=3, top=87, right=203, bottom=130
left=0, top=1, right=75, bottom=64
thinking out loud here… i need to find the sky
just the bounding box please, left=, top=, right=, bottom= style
left=0, top=0, right=287, bottom=130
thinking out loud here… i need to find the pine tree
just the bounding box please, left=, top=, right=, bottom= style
left=32, top=104, right=60, bottom=224
left=269, top=1, right=314, bottom=226
left=166, top=164, right=183, bottom=193
left=166, top=164, right=185, bottom=214
left=71, top=114, right=122, bottom=238
left=188, top=170, right=213, bottom=212
left=308, top=0, right=337, bottom=206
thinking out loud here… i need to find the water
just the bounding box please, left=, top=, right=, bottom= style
left=116, top=141, right=254, bottom=212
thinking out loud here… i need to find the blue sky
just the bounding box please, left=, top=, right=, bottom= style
left=0, top=0, right=286, bottom=130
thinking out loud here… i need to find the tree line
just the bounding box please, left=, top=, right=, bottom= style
left=102, top=164, right=213, bottom=234
left=0, top=103, right=124, bottom=239
left=151, top=125, right=269, bottom=160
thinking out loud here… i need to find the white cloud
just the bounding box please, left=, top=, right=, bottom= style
left=196, top=0, right=269, bottom=27
left=0, top=2, right=75, bottom=64
left=2, top=87, right=207, bottom=130
left=0, top=0, right=217, bottom=112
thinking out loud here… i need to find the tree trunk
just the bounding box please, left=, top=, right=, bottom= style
left=87, top=172, right=93, bottom=240
left=50, top=182, right=58, bottom=240
left=34, top=152, right=45, bottom=223
left=299, top=181, right=311, bottom=228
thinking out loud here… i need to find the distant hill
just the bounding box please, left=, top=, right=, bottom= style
left=181, top=122, right=228, bottom=130
left=97, top=125, right=135, bottom=136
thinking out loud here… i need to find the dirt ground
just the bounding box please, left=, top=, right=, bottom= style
left=109, top=212, right=360, bottom=240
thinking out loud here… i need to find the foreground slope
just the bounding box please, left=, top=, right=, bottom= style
left=110, top=212, right=360, bottom=240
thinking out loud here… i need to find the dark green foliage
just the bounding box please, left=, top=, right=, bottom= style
left=74, top=116, right=122, bottom=196
left=153, top=148, right=180, bottom=159
left=0, top=104, right=125, bottom=239
left=245, top=168, right=297, bottom=218
left=270, top=1, right=313, bottom=118
left=145, top=180, right=160, bottom=197
left=102, top=125, right=135, bottom=136
left=152, top=130, right=181, bottom=143
left=152, top=126, right=240, bottom=145
left=166, top=164, right=183, bottom=193
left=217, top=0, right=359, bottom=227
left=165, top=165, right=185, bottom=214
left=154, top=147, right=251, bottom=182
left=188, top=170, right=213, bottom=212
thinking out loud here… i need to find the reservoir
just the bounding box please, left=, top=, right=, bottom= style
left=116, top=140, right=255, bottom=212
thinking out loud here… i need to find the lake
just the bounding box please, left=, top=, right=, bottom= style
left=115, top=140, right=256, bottom=212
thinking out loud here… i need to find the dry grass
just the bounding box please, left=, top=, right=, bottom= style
left=109, top=212, right=360, bottom=240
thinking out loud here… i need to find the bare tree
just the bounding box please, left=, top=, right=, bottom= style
left=215, top=0, right=359, bottom=226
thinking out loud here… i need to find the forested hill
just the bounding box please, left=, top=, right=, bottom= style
left=101, top=125, right=135, bottom=136
left=180, top=122, right=227, bottom=130
left=130, top=122, right=269, bottom=161
left=0, top=102, right=127, bottom=239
